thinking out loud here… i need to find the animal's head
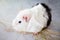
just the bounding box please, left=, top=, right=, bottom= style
left=12, top=9, right=32, bottom=31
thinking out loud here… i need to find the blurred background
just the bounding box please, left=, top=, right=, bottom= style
left=0, top=0, right=60, bottom=40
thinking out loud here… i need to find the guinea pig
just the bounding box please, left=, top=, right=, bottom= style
left=12, top=3, right=51, bottom=35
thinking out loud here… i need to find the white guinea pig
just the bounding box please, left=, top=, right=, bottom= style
left=12, top=3, right=51, bottom=34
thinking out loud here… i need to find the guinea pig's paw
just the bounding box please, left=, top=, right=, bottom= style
left=33, top=32, right=39, bottom=35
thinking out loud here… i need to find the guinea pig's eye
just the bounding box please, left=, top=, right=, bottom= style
left=18, top=21, right=21, bottom=23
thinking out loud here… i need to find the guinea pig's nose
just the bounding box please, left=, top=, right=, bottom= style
left=12, top=21, right=18, bottom=26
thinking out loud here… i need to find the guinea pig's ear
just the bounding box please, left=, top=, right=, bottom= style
left=22, top=15, right=31, bottom=22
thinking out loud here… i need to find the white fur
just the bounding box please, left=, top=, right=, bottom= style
left=12, top=4, right=48, bottom=33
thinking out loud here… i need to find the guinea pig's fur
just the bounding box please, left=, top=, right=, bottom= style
left=12, top=3, right=51, bottom=34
